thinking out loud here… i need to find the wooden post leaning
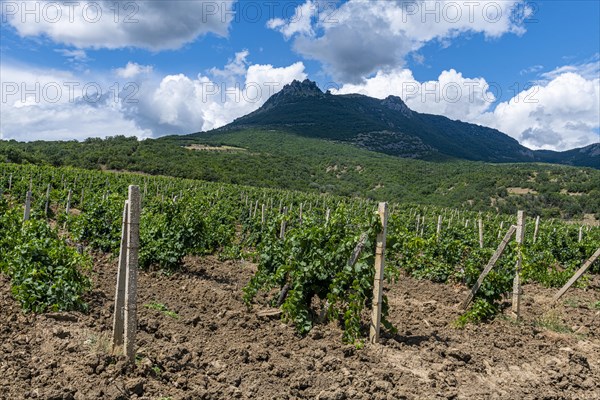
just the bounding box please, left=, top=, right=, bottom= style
left=552, top=248, right=600, bottom=302
left=462, top=225, right=517, bottom=310
left=370, top=202, right=389, bottom=344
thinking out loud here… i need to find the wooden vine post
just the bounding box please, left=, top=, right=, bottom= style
left=512, top=211, right=525, bottom=320
left=112, top=186, right=141, bottom=363
left=552, top=248, right=600, bottom=302
left=112, top=200, right=129, bottom=350
left=370, top=202, right=389, bottom=344
left=533, top=216, right=540, bottom=243
left=65, top=189, right=73, bottom=215
left=478, top=219, right=484, bottom=248
left=23, top=190, right=32, bottom=222
left=280, top=207, right=287, bottom=239
left=462, top=225, right=517, bottom=309
left=44, top=184, right=51, bottom=216
left=436, top=215, right=442, bottom=241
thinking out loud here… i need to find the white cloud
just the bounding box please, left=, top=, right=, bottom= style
left=482, top=72, right=600, bottom=150
left=0, top=62, right=152, bottom=141
left=270, top=0, right=530, bottom=81
left=267, top=0, right=316, bottom=39
left=539, top=56, right=600, bottom=81
left=334, top=68, right=495, bottom=122
left=138, top=58, right=307, bottom=133
left=333, top=64, right=600, bottom=151
left=115, top=62, right=153, bottom=79
left=2, top=0, right=235, bottom=50
left=0, top=54, right=307, bottom=140
left=209, top=50, right=250, bottom=81
left=55, top=48, right=89, bottom=62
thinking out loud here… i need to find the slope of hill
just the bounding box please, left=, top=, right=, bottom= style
left=224, top=79, right=597, bottom=167
left=535, top=143, right=600, bottom=168
left=2, top=130, right=599, bottom=219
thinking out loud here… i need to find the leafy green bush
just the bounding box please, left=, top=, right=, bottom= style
left=70, top=194, right=124, bottom=252
left=2, top=218, right=91, bottom=313
left=244, top=206, right=393, bottom=343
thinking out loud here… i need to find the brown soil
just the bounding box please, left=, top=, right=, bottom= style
left=1, top=255, right=599, bottom=400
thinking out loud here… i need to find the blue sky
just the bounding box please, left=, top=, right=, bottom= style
left=1, top=1, right=599, bottom=151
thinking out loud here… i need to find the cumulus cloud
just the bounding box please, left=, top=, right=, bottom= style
left=133, top=52, right=307, bottom=133
left=1, top=0, right=236, bottom=50
left=115, top=62, right=153, bottom=79
left=267, top=0, right=317, bottom=39
left=55, top=48, right=89, bottom=62
left=334, top=68, right=494, bottom=122
left=333, top=64, right=600, bottom=151
left=483, top=71, right=600, bottom=150
left=0, top=52, right=307, bottom=141
left=269, top=0, right=531, bottom=82
left=0, top=62, right=153, bottom=141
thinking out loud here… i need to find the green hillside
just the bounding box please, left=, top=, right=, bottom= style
left=2, top=129, right=599, bottom=219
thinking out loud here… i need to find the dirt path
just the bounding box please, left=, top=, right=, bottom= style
left=1, top=255, right=599, bottom=400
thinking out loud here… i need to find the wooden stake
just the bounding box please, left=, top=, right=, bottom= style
left=497, top=221, right=504, bottom=239
left=325, top=208, right=330, bottom=225
left=578, top=226, right=583, bottom=243
left=478, top=219, right=484, bottom=248
left=370, top=202, right=388, bottom=344
left=112, top=201, right=129, bottom=350
left=512, top=211, right=525, bottom=319
left=23, top=190, right=32, bottom=222
left=299, top=203, right=303, bottom=225
left=552, top=248, right=600, bottom=302
left=462, top=225, right=517, bottom=309
left=280, top=207, right=287, bottom=239
left=261, top=204, right=266, bottom=225
left=65, top=189, right=73, bottom=215
left=533, top=216, right=540, bottom=243
left=436, top=215, right=442, bottom=241
left=348, top=233, right=368, bottom=267
left=124, top=186, right=140, bottom=363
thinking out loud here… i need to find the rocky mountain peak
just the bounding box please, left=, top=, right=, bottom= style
left=279, top=79, right=324, bottom=97
left=381, top=95, right=413, bottom=118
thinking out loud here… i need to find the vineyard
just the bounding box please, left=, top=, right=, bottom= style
left=1, top=162, right=599, bottom=399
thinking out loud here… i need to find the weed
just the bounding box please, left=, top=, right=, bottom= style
left=563, top=298, right=579, bottom=308
left=145, top=302, right=179, bottom=319
left=534, top=310, right=571, bottom=333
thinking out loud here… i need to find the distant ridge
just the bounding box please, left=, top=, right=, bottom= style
left=219, top=79, right=597, bottom=167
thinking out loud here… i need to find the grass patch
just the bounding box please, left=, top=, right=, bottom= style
left=144, top=302, right=179, bottom=319
left=534, top=310, right=571, bottom=334
left=563, top=298, right=579, bottom=308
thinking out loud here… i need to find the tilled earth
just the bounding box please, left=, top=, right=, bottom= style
left=1, top=254, right=599, bottom=400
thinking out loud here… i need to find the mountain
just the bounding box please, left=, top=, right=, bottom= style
left=535, top=143, right=600, bottom=168
left=222, top=79, right=597, bottom=167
